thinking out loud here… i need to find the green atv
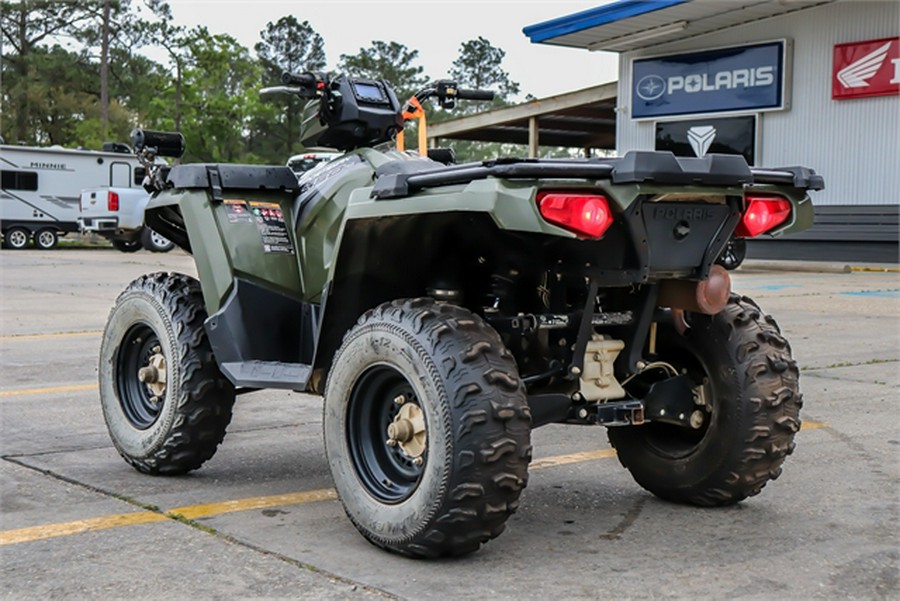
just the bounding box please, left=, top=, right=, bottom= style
left=99, top=71, right=822, bottom=558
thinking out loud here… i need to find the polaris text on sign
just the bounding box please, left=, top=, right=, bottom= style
left=632, top=42, right=786, bottom=119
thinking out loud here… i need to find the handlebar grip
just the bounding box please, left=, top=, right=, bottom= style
left=130, top=128, right=185, bottom=158
left=281, top=71, right=317, bottom=86
left=456, top=89, right=494, bottom=101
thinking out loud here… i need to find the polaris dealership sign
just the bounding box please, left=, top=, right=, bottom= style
left=632, top=42, right=787, bottom=119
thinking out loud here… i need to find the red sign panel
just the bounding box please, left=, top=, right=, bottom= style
left=832, top=37, right=900, bottom=100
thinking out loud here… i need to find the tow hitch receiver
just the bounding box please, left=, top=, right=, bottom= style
left=597, top=375, right=700, bottom=429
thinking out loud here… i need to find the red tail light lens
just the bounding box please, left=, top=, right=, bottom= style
left=107, top=191, right=119, bottom=212
left=537, top=192, right=614, bottom=239
left=735, top=195, right=791, bottom=238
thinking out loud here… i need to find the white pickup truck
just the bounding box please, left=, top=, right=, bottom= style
left=79, top=186, right=174, bottom=252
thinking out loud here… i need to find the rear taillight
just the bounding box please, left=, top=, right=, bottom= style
left=107, top=191, right=119, bottom=212
left=735, top=195, right=791, bottom=238
left=537, top=191, right=614, bottom=239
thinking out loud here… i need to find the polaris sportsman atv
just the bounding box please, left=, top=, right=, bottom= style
left=99, top=71, right=823, bottom=558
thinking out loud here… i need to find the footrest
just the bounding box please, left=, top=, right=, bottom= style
left=220, top=361, right=311, bottom=390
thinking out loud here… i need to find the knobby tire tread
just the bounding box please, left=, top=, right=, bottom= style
left=112, top=272, right=234, bottom=475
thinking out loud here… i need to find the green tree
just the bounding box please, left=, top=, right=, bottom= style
left=339, top=40, right=425, bottom=101
left=148, top=27, right=265, bottom=163
left=450, top=36, right=520, bottom=107
left=0, top=0, right=96, bottom=143
left=254, top=16, right=326, bottom=160
left=440, top=37, right=524, bottom=161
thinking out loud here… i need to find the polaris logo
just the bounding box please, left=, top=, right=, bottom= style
left=668, top=66, right=775, bottom=95
left=687, top=126, right=716, bottom=157
left=653, top=207, right=715, bottom=221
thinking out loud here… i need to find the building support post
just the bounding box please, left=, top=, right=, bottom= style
left=529, top=117, right=539, bottom=158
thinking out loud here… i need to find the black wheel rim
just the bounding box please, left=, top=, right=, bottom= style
left=628, top=336, right=714, bottom=459
left=346, top=365, right=426, bottom=503
left=115, top=323, right=165, bottom=429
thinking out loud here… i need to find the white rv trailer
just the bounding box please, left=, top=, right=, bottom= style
left=0, top=143, right=144, bottom=249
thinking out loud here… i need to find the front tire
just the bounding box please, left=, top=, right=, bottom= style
left=608, top=294, right=801, bottom=506
left=324, top=299, right=532, bottom=558
left=99, top=272, right=235, bottom=475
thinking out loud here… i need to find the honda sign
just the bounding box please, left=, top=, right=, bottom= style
left=832, top=37, right=900, bottom=100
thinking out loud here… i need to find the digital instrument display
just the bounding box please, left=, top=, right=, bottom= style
left=353, top=82, right=387, bottom=103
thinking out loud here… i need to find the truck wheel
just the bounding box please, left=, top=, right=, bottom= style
left=34, top=229, right=58, bottom=250
left=608, top=294, right=801, bottom=506
left=716, top=237, right=747, bottom=270
left=3, top=227, right=31, bottom=250
left=99, top=272, right=234, bottom=475
left=140, top=228, right=174, bottom=253
left=112, top=239, right=142, bottom=253
left=324, top=298, right=532, bottom=557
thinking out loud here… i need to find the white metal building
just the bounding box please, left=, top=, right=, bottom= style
left=525, top=0, right=899, bottom=262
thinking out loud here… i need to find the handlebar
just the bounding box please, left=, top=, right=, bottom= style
left=281, top=71, right=317, bottom=86
left=455, top=89, right=494, bottom=101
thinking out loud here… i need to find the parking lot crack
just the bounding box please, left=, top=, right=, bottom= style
left=598, top=496, right=647, bottom=540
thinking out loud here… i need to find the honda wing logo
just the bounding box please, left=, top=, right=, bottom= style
left=687, top=126, right=716, bottom=157
left=837, top=41, right=892, bottom=88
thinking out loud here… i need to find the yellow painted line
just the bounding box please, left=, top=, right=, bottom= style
left=0, top=423, right=831, bottom=547
left=531, top=448, right=617, bottom=470
left=0, top=331, right=102, bottom=341
left=0, top=384, right=98, bottom=398
left=170, top=488, right=338, bottom=519
left=850, top=266, right=900, bottom=273
left=0, top=511, right=167, bottom=546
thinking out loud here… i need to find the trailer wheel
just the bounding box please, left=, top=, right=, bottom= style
left=324, top=298, right=532, bottom=557
left=3, top=227, right=31, bottom=250
left=608, top=294, right=801, bottom=506
left=140, top=228, right=174, bottom=253
left=112, top=239, right=142, bottom=253
left=99, top=272, right=234, bottom=475
left=34, top=229, right=58, bottom=250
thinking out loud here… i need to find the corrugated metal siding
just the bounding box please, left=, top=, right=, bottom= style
left=616, top=1, right=900, bottom=206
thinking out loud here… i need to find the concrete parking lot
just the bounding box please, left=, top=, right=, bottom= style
left=1, top=248, right=897, bottom=599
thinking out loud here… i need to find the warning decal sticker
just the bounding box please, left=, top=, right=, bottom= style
left=249, top=201, right=295, bottom=255
left=224, top=199, right=253, bottom=223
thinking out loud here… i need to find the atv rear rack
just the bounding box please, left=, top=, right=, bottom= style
left=371, top=151, right=824, bottom=200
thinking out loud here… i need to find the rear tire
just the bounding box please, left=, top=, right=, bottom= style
left=608, top=294, right=801, bottom=506
left=140, top=228, right=174, bottom=253
left=112, top=238, right=143, bottom=253
left=324, top=298, right=532, bottom=557
left=34, top=228, right=58, bottom=250
left=99, top=272, right=235, bottom=475
left=3, top=227, right=30, bottom=250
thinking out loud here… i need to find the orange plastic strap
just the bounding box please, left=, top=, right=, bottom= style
left=398, top=97, right=428, bottom=155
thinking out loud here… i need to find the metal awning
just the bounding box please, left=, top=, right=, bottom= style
left=523, top=0, right=835, bottom=52
left=427, top=82, right=617, bottom=157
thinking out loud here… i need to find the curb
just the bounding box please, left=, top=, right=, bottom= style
left=738, top=260, right=900, bottom=274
